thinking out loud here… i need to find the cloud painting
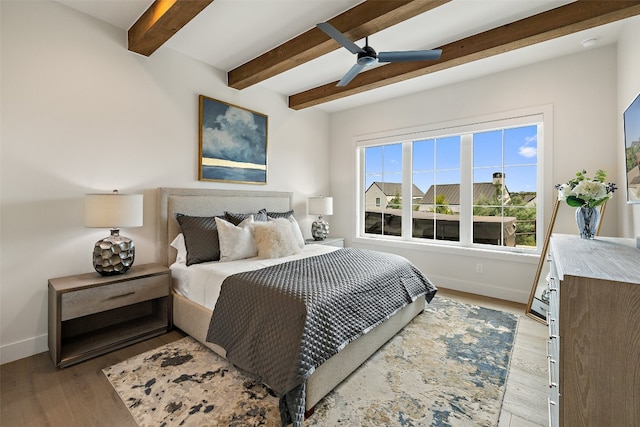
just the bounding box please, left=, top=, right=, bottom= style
left=199, top=96, right=267, bottom=184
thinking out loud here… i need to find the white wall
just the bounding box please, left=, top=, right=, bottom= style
left=617, top=16, right=640, bottom=237
left=329, top=44, right=621, bottom=304
left=0, top=1, right=331, bottom=364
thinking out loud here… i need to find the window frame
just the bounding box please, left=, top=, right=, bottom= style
left=354, top=105, right=553, bottom=255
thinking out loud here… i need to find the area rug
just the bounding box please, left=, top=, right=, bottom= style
left=103, top=297, right=518, bottom=427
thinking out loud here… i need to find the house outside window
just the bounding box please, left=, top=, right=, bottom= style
left=359, top=108, right=546, bottom=253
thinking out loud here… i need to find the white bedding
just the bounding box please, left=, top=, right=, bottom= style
left=170, top=243, right=340, bottom=310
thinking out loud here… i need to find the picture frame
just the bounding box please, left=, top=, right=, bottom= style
left=198, top=95, right=268, bottom=184
left=623, top=92, right=640, bottom=204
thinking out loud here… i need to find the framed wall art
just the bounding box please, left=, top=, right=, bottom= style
left=198, top=95, right=268, bottom=184
left=623, top=92, right=640, bottom=203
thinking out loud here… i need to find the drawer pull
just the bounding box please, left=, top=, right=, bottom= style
left=547, top=316, right=557, bottom=334
left=108, top=291, right=136, bottom=300
left=548, top=358, right=557, bottom=388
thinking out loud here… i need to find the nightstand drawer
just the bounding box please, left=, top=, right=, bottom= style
left=61, top=275, right=168, bottom=321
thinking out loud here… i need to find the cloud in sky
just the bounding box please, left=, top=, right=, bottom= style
left=519, top=146, right=537, bottom=158
left=202, top=105, right=266, bottom=165
left=518, top=134, right=537, bottom=158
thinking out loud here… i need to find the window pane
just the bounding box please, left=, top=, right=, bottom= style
left=472, top=167, right=507, bottom=246
left=472, top=127, right=538, bottom=249
left=473, top=130, right=502, bottom=167
left=413, top=137, right=460, bottom=242
left=504, top=125, right=537, bottom=166
left=436, top=136, right=461, bottom=169
left=412, top=139, right=434, bottom=238
left=364, top=144, right=402, bottom=236
left=505, top=165, right=537, bottom=248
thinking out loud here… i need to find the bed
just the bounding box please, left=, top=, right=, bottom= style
left=156, top=187, right=436, bottom=425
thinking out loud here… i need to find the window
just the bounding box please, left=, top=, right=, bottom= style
left=412, top=136, right=461, bottom=242
left=364, top=143, right=402, bottom=236
left=358, top=110, right=545, bottom=252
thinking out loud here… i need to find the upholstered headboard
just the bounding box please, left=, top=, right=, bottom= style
left=156, top=188, right=293, bottom=266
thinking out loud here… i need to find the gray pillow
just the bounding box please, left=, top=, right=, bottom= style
left=224, top=208, right=268, bottom=225
left=267, top=209, right=294, bottom=219
left=175, top=214, right=223, bottom=266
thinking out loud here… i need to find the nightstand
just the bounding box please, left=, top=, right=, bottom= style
left=48, top=263, right=171, bottom=368
left=305, top=237, right=345, bottom=248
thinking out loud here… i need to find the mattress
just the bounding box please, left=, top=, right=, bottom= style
left=170, top=243, right=340, bottom=310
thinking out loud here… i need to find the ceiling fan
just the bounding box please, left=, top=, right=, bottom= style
left=317, top=22, right=442, bottom=87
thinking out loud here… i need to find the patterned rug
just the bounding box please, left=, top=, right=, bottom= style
left=103, top=297, right=518, bottom=426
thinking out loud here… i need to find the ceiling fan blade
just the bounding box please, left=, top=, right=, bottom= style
left=317, top=22, right=364, bottom=55
left=377, top=49, right=442, bottom=63
left=337, top=63, right=365, bottom=87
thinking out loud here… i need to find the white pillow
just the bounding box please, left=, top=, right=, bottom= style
left=287, top=215, right=305, bottom=249
left=253, top=218, right=302, bottom=259
left=170, top=233, right=187, bottom=264
left=215, top=216, right=257, bottom=262
left=268, top=214, right=305, bottom=249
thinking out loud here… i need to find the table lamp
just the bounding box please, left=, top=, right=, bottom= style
left=85, top=190, right=143, bottom=275
left=308, top=196, right=333, bottom=240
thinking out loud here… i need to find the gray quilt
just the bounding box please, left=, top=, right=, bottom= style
left=206, top=248, right=437, bottom=426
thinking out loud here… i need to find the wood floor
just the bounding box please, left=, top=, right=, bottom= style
left=0, top=288, right=549, bottom=427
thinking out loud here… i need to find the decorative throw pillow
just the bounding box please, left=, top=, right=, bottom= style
left=224, top=208, right=268, bottom=226
left=253, top=218, right=302, bottom=259
left=170, top=233, right=187, bottom=264
left=175, top=214, right=223, bottom=266
left=215, top=216, right=257, bottom=262
left=268, top=215, right=305, bottom=249
left=266, top=209, right=294, bottom=219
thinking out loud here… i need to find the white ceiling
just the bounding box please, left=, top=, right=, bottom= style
left=55, top=0, right=635, bottom=112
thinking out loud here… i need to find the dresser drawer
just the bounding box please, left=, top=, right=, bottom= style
left=61, top=275, right=168, bottom=321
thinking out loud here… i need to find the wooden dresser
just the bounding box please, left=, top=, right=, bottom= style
left=547, top=234, right=640, bottom=426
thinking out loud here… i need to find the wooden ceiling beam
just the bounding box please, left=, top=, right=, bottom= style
left=228, top=0, right=450, bottom=90
left=128, top=0, right=213, bottom=56
left=289, top=0, right=640, bottom=110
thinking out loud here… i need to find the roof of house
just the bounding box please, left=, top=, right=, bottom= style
left=517, top=192, right=537, bottom=204
left=366, top=182, right=424, bottom=198
left=420, top=182, right=507, bottom=205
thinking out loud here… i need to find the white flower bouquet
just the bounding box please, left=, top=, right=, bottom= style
left=556, top=170, right=616, bottom=208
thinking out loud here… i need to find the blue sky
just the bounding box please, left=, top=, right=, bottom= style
left=365, top=125, right=538, bottom=194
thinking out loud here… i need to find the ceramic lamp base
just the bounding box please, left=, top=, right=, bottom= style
left=312, top=216, right=329, bottom=240
left=93, top=229, right=135, bottom=275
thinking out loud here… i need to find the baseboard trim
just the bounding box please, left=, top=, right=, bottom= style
left=0, top=334, right=48, bottom=365
left=428, top=274, right=530, bottom=304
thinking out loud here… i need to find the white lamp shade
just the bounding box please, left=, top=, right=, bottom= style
left=308, top=196, right=333, bottom=216
left=85, top=193, right=143, bottom=228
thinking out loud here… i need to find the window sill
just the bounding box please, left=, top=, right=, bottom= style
left=352, top=235, right=539, bottom=264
